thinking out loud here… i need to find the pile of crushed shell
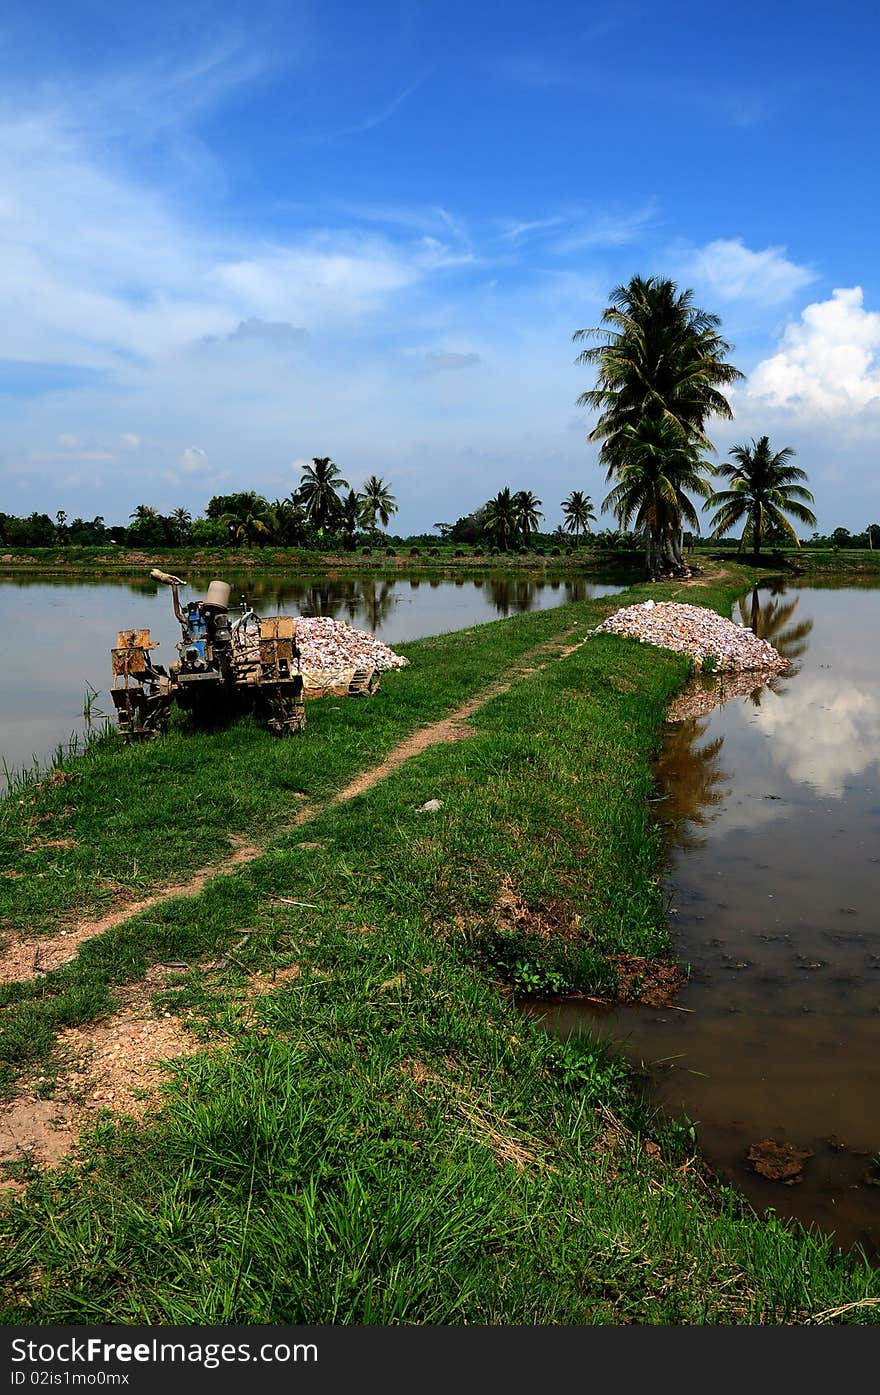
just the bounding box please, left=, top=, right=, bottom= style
left=596, top=600, right=789, bottom=672
left=293, top=616, right=409, bottom=672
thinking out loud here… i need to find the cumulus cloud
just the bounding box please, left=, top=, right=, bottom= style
left=747, top=287, right=880, bottom=416
left=683, top=237, right=814, bottom=304
left=425, top=351, right=482, bottom=372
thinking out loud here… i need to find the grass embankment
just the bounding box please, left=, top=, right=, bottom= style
left=2, top=564, right=879, bottom=1323
left=692, top=545, right=880, bottom=579
left=0, top=544, right=639, bottom=577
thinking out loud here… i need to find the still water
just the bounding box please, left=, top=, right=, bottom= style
left=0, top=570, right=624, bottom=785
left=526, top=582, right=880, bottom=1254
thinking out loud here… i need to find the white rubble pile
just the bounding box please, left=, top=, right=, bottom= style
left=294, top=616, right=409, bottom=672
left=596, top=600, right=789, bottom=673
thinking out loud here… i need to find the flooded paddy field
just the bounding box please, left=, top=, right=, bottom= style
left=0, top=569, right=624, bottom=786
left=526, top=581, right=880, bottom=1255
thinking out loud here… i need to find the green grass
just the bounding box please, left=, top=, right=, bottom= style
left=2, top=561, right=880, bottom=1323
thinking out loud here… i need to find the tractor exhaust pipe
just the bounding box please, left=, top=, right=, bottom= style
left=150, top=568, right=187, bottom=624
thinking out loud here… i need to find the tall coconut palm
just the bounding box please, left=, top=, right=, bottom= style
left=561, top=490, right=596, bottom=546
left=574, top=276, right=743, bottom=464
left=602, top=417, right=713, bottom=578
left=484, top=487, right=518, bottom=551
left=339, top=489, right=364, bottom=549
left=707, top=437, right=817, bottom=559
left=359, top=475, right=398, bottom=538
left=511, top=490, right=543, bottom=547
left=299, top=457, right=348, bottom=532
left=573, top=275, right=742, bottom=576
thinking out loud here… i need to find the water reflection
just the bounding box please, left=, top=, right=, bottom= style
left=654, top=720, right=729, bottom=850
left=735, top=583, right=813, bottom=704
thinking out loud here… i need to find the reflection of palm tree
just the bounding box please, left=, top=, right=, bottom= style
left=736, top=584, right=813, bottom=704
left=655, top=717, right=729, bottom=850
left=487, top=576, right=537, bottom=614
left=299, top=582, right=345, bottom=620
left=359, top=579, right=396, bottom=633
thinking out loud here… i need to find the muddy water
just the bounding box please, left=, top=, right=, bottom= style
left=525, top=582, right=880, bottom=1255
left=0, top=570, right=625, bottom=787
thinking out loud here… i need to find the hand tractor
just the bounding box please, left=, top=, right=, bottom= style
left=110, top=570, right=306, bottom=738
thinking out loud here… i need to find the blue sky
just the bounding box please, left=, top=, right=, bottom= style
left=2, top=0, right=879, bottom=534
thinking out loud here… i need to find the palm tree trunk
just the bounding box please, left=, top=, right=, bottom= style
left=645, top=527, right=658, bottom=580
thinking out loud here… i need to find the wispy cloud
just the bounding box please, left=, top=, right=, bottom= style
left=302, top=76, right=427, bottom=141
left=496, top=201, right=657, bottom=255
left=679, top=237, right=815, bottom=305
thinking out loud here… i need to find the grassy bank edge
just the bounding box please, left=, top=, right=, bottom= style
left=2, top=544, right=880, bottom=578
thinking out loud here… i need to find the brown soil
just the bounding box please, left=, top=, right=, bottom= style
left=491, top=876, right=582, bottom=941
left=0, top=966, right=201, bottom=1188
left=608, top=952, right=687, bottom=1007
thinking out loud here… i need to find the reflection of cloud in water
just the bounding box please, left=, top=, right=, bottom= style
left=756, top=677, right=880, bottom=797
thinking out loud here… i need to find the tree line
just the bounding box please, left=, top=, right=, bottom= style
left=0, top=461, right=400, bottom=552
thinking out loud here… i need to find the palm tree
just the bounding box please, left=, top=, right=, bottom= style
left=170, top=507, right=192, bottom=545
left=272, top=494, right=308, bottom=546
left=129, top=503, right=160, bottom=524
left=511, top=490, right=543, bottom=547
left=219, top=492, right=275, bottom=547
left=359, top=475, right=398, bottom=539
left=561, top=490, right=596, bottom=546
left=299, top=457, right=348, bottom=532
left=602, top=417, right=713, bottom=578
left=707, top=437, right=817, bottom=559
left=484, top=487, right=518, bottom=551
left=339, top=490, right=364, bottom=550
left=574, top=276, right=743, bottom=465
left=573, top=275, right=742, bottom=576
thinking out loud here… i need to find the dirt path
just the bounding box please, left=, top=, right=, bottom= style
left=0, top=627, right=583, bottom=989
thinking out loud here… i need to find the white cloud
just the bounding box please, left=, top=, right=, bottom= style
left=683, top=237, right=814, bottom=304
left=120, top=433, right=141, bottom=448
left=747, top=287, right=880, bottom=416
left=179, top=446, right=209, bottom=473
left=57, top=433, right=80, bottom=449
